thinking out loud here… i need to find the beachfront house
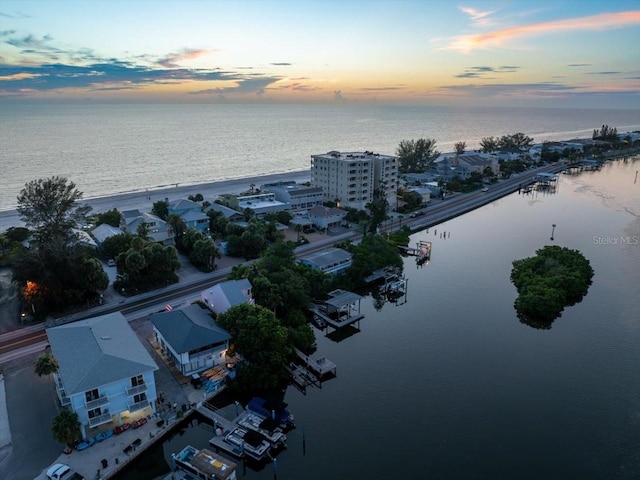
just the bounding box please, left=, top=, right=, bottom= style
left=299, top=247, right=352, bottom=275
left=121, top=209, right=174, bottom=245
left=307, top=205, right=347, bottom=231
left=261, top=181, right=324, bottom=216
left=149, top=304, right=231, bottom=376
left=225, top=192, right=290, bottom=218
left=167, top=198, right=209, bottom=234
left=91, top=223, right=125, bottom=245
left=200, top=278, right=254, bottom=315
left=310, top=151, right=398, bottom=211
left=46, top=312, right=159, bottom=439
left=205, top=203, right=245, bottom=223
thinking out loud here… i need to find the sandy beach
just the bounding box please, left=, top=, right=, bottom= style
left=0, top=169, right=311, bottom=231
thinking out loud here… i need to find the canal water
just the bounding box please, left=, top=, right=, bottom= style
left=116, top=158, right=640, bottom=480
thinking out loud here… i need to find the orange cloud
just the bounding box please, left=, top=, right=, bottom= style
left=158, top=48, right=218, bottom=67
left=0, top=72, right=42, bottom=81
left=446, top=11, right=640, bottom=53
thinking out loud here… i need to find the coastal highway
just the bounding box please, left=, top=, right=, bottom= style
left=0, top=163, right=565, bottom=365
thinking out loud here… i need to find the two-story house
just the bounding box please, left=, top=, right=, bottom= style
left=121, top=209, right=175, bottom=245
left=46, top=312, right=159, bottom=439
left=167, top=198, right=210, bottom=234
left=149, top=304, right=232, bottom=376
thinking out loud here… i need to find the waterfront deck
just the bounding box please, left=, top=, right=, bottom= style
left=294, top=348, right=336, bottom=377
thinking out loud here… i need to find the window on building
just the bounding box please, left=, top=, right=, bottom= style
left=88, top=407, right=104, bottom=419
left=133, top=392, right=147, bottom=404
left=85, top=388, right=99, bottom=402
left=131, top=374, right=145, bottom=387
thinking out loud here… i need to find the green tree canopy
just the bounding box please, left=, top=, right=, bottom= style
left=396, top=138, right=440, bottom=173
left=51, top=410, right=81, bottom=446
left=94, top=208, right=122, bottom=228
left=34, top=353, right=58, bottom=376
left=17, top=176, right=92, bottom=243
left=511, top=245, right=594, bottom=325
left=216, top=304, right=291, bottom=392
left=151, top=200, right=169, bottom=220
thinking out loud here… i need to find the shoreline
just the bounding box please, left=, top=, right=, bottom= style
left=0, top=169, right=311, bottom=231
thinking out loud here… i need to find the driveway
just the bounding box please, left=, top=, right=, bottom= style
left=0, top=356, right=63, bottom=480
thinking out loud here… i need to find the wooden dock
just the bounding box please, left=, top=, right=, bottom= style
left=294, top=348, right=336, bottom=377
left=285, top=362, right=322, bottom=393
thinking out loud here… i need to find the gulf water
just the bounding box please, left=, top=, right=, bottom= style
left=1, top=104, right=639, bottom=210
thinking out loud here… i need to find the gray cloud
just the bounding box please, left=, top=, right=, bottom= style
left=455, top=65, right=520, bottom=78
left=440, top=82, right=579, bottom=98
left=189, top=76, right=281, bottom=96
left=270, top=62, right=292, bottom=66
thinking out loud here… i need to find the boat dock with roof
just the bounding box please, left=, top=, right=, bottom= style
left=309, top=289, right=364, bottom=330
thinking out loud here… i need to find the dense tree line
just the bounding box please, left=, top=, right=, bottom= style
left=511, top=246, right=594, bottom=325
left=112, top=236, right=180, bottom=295
left=12, top=177, right=108, bottom=316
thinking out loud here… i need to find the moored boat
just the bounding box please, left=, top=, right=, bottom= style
left=246, top=397, right=294, bottom=429
left=224, top=427, right=271, bottom=461
left=235, top=410, right=287, bottom=448
left=172, top=444, right=237, bottom=480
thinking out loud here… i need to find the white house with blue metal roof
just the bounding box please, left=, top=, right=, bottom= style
left=46, top=312, right=159, bottom=439
left=149, top=304, right=232, bottom=376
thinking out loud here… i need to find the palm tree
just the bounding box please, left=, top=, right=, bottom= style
left=51, top=409, right=81, bottom=447
left=34, top=353, right=58, bottom=377
left=294, top=223, right=303, bottom=242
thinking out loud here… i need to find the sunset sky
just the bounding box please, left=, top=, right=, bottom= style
left=1, top=0, right=639, bottom=108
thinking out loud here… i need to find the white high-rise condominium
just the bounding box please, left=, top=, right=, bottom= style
left=310, top=151, right=398, bottom=211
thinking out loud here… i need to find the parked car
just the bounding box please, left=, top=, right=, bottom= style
left=46, top=463, right=85, bottom=480
left=107, top=258, right=116, bottom=267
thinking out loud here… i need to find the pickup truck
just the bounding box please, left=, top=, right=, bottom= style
left=46, top=463, right=85, bottom=480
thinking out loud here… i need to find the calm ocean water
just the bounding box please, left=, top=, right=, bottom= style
left=1, top=104, right=639, bottom=210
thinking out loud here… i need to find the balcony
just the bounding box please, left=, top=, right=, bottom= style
left=126, top=383, right=148, bottom=396
left=128, top=399, right=150, bottom=413
left=88, top=410, right=112, bottom=428
left=86, top=395, right=109, bottom=411
left=53, top=374, right=71, bottom=406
